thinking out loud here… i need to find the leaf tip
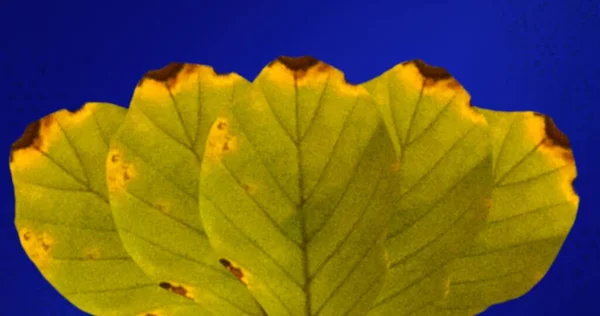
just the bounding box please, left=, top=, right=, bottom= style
left=140, top=62, right=186, bottom=86
left=9, top=114, right=62, bottom=169
left=533, top=112, right=571, bottom=150
left=10, top=120, right=42, bottom=164
left=408, top=59, right=452, bottom=82
left=271, top=55, right=320, bottom=72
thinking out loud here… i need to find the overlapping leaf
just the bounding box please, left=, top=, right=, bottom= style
left=106, top=64, right=265, bottom=315
left=199, top=57, right=400, bottom=316
left=361, top=61, right=494, bottom=315
left=10, top=103, right=209, bottom=315
left=427, top=110, right=578, bottom=315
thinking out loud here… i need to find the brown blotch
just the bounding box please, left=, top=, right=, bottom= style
left=534, top=113, right=571, bottom=149
left=410, top=60, right=452, bottom=82
left=138, top=62, right=185, bottom=87
left=159, top=282, right=191, bottom=299
left=219, top=258, right=247, bottom=285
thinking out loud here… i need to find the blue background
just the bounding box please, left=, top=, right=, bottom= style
left=1, top=0, right=598, bottom=315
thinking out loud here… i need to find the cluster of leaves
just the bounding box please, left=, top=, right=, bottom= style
left=10, top=57, right=578, bottom=316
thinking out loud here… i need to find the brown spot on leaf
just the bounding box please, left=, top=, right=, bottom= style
left=410, top=60, right=452, bottom=81
left=219, top=258, right=247, bottom=285
left=159, top=282, right=192, bottom=300
left=110, top=153, right=120, bottom=163
left=217, top=121, right=228, bottom=130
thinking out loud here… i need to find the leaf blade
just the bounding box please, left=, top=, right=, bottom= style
left=433, top=110, right=578, bottom=315
left=11, top=102, right=210, bottom=315
left=362, top=60, right=494, bottom=316
left=106, top=64, right=266, bottom=315
left=199, top=57, right=399, bottom=316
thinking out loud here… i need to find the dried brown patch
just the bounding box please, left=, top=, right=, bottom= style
left=410, top=60, right=452, bottom=81
left=534, top=113, right=571, bottom=149
left=159, top=282, right=192, bottom=300
left=270, top=56, right=331, bottom=80
left=219, top=258, right=247, bottom=285
left=138, top=62, right=185, bottom=87
left=10, top=118, right=43, bottom=162
left=272, top=56, right=319, bottom=71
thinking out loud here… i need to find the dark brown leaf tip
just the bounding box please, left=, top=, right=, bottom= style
left=534, top=112, right=571, bottom=149
left=11, top=121, right=41, bottom=153
left=145, top=63, right=185, bottom=81
left=9, top=118, right=46, bottom=163
left=272, top=56, right=320, bottom=72
left=138, top=62, right=185, bottom=86
left=410, top=59, right=452, bottom=81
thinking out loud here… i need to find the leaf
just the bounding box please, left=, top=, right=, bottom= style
left=361, top=60, right=494, bottom=315
left=431, top=110, right=579, bottom=315
left=10, top=103, right=209, bottom=315
left=198, top=57, right=400, bottom=316
left=106, top=64, right=266, bottom=315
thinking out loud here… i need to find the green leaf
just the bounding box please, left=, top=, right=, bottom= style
left=106, top=64, right=266, bottom=315
left=198, top=57, right=400, bottom=316
left=431, top=110, right=579, bottom=315
left=10, top=103, right=209, bottom=315
left=361, top=60, right=494, bottom=315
